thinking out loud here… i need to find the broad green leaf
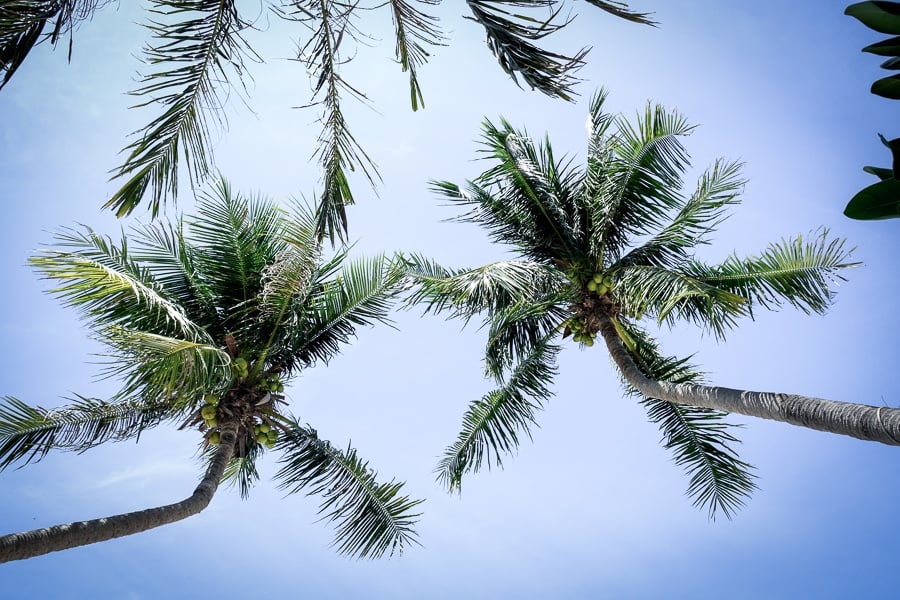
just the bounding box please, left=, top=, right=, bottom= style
left=863, top=165, right=894, bottom=179
left=846, top=1, right=900, bottom=34
left=845, top=177, right=900, bottom=219
left=872, top=73, right=900, bottom=98
left=862, top=35, right=900, bottom=55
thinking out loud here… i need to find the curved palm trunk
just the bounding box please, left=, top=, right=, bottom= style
left=0, top=424, right=238, bottom=563
left=597, top=315, right=900, bottom=446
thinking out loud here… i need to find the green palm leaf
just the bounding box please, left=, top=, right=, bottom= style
left=615, top=319, right=757, bottom=519
left=0, top=395, right=171, bottom=470
left=387, top=0, right=443, bottom=111
left=99, top=328, right=231, bottom=405
left=105, top=0, right=255, bottom=217
left=274, top=422, right=422, bottom=559
left=686, top=230, right=859, bottom=317
left=30, top=226, right=207, bottom=342
left=277, top=0, right=379, bottom=243
left=437, top=336, right=559, bottom=491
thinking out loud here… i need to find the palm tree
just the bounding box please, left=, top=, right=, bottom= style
left=404, top=89, right=895, bottom=519
left=0, top=1, right=654, bottom=241
left=0, top=178, right=420, bottom=563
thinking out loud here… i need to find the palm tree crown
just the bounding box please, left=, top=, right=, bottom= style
left=0, top=179, right=420, bottom=561
left=407, top=89, right=858, bottom=519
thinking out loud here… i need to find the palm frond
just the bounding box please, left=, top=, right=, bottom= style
left=616, top=159, right=745, bottom=269
left=613, top=264, right=749, bottom=338
left=105, top=0, right=256, bottom=217
left=403, top=254, right=563, bottom=322
left=614, top=319, right=757, bottom=519
left=99, top=328, right=232, bottom=405
left=685, top=229, right=858, bottom=318
left=437, top=335, right=558, bottom=491
left=589, top=103, right=694, bottom=262
left=277, top=254, right=403, bottom=373
left=465, top=0, right=587, bottom=101
left=485, top=297, right=568, bottom=378
left=582, top=0, right=655, bottom=25
left=201, top=438, right=261, bottom=499
left=277, top=0, right=379, bottom=243
left=274, top=422, right=422, bottom=558
left=30, top=226, right=207, bottom=342
left=0, top=394, right=171, bottom=470
left=0, top=1, right=110, bottom=90
left=387, top=0, right=443, bottom=110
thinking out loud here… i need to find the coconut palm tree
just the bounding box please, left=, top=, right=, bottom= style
left=0, top=1, right=653, bottom=241
left=404, top=89, right=897, bottom=519
left=0, top=178, right=420, bottom=563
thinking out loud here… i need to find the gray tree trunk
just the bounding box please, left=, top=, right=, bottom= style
left=597, top=315, right=900, bottom=446
left=0, top=424, right=238, bottom=563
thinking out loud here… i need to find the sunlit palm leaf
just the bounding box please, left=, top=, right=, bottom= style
left=388, top=0, right=443, bottom=110
left=685, top=230, right=859, bottom=317
left=99, top=328, right=231, bottom=404
left=590, top=103, right=694, bottom=262
left=30, top=226, right=206, bottom=342
left=616, top=159, right=745, bottom=269
left=403, top=255, right=562, bottom=322
left=437, top=336, right=559, bottom=490
left=0, top=395, right=171, bottom=470
left=485, top=297, right=568, bottom=378
left=614, top=319, right=757, bottom=519
left=106, top=0, right=255, bottom=217
left=274, top=422, right=422, bottom=558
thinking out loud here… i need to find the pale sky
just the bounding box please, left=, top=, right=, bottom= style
left=2, top=2, right=900, bottom=598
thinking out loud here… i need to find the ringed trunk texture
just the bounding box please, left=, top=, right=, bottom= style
left=0, top=424, right=238, bottom=563
left=597, top=315, right=900, bottom=446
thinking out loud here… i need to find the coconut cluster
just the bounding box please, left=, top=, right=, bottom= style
left=564, top=272, right=619, bottom=346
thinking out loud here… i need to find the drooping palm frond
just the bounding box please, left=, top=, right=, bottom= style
left=274, top=422, right=422, bottom=558
left=0, top=395, right=172, bottom=470
left=484, top=296, right=569, bottom=378
left=582, top=0, right=655, bottom=24
left=277, top=0, right=379, bottom=243
left=105, top=0, right=256, bottom=218
left=612, top=264, right=749, bottom=338
left=200, top=437, right=261, bottom=499
left=437, top=335, right=559, bottom=491
left=615, top=159, right=745, bottom=269
left=465, top=0, right=586, bottom=101
left=614, top=318, right=757, bottom=520
left=684, top=230, right=859, bottom=318
left=30, top=226, right=207, bottom=342
left=277, top=254, right=403, bottom=373
left=402, top=254, right=563, bottom=322
left=98, top=328, right=231, bottom=405
left=387, top=0, right=443, bottom=110
left=589, top=103, right=694, bottom=263
left=0, top=0, right=111, bottom=90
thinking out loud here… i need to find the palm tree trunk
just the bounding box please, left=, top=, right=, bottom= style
left=597, top=315, right=900, bottom=446
left=0, top=424, right=238, bottom=563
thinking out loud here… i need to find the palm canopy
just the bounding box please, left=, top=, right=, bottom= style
left=407, top=89, right=857, bottom=519
left=2, top=1, right=652, bottom=241
left=0, top=179, right=420, bottom=559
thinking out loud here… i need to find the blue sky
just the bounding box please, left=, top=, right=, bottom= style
left=2, top=1, right=900, bottom=598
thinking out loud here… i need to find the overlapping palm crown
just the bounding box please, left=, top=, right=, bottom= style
left=407, top=90, right=855, bottom=519
left=0, top=181, right=420, bottom=558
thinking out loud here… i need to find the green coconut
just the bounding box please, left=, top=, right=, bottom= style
left=200, top=405, right=217, bottom=419
left=208, top=432, right=221, bottom=445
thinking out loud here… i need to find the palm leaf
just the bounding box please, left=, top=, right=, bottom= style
left=98, top=328, right=231, bottom=405
left=484, top=296, right=568, bottom=378
left=201, top=438, right=261, bottom=500
left=30, top=226, right=207, bottom=342
left=437, top=335, right=559, bottom=491
left=105, top=0, right=256, bottom=217
left=274, top=422, right=422, bottom=558
left=582, top=0, right=655, bottom=25
left=615, top=319, right=757, bottom=519
left=277, top=0, right=379, bottom=243
left=589, top=103, right=694, bottom=262
left=387, top=0, right=443, bottom=110
left=685, top=229, right=859, bottom=318
left=403, top=254, right=563, bottom=322
left=0, top=395, right=171, bottom=470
